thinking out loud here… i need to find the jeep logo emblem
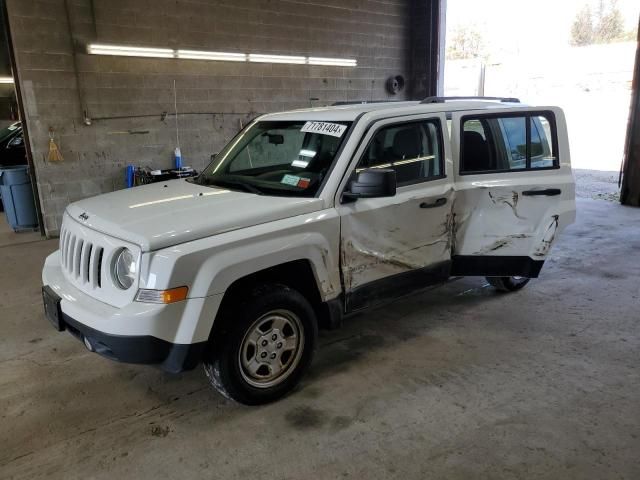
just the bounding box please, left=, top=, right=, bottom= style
left=79, top=212, right=89, bottom=221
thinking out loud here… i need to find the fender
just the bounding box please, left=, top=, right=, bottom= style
left=144, top=208, right=342, bottom=300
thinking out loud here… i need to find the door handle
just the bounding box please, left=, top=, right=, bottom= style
left=420, top=197, right=447, bottom=208
left=522, top=188, right=562, bottom=196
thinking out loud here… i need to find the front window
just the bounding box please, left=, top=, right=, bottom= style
left=357, top=119, right=444, bottom=186
left=195, top=120, right=351, bottom=197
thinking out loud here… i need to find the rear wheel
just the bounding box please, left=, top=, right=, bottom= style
left=486, top=276, right=531, bottom=292
left=203, top=283, right=317, bottom=405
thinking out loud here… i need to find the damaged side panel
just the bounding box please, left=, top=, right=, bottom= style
left=453, top=179, right=575, bottom=262
left=454, top=186, right=535, bottom=256
left=340, top=187, right=455, bottom=293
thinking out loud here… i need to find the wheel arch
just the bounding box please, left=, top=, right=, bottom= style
left=207, top=259, right=340, bottom=345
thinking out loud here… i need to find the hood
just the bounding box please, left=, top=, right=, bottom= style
left=66, top=179, right=325, bottom=251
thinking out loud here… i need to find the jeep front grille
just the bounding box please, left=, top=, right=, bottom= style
left=59, top=225, right=104, bottom=289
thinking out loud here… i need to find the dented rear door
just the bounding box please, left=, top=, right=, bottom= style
left=450, top=106, right=576, bottom=277
left=336, top=113, right=455, bottom=311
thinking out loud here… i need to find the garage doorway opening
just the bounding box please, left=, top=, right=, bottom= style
left=444, top=0, right=640, bottom=202
left=0, top=1, right=42, bottom=247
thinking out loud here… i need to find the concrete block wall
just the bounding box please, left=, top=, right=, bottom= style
left=6, top=0, right=438, bottom=236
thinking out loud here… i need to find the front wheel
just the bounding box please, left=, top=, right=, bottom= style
left=203, top=283, right=317, bottom=405
left=486, top=276, right=531, bottom=292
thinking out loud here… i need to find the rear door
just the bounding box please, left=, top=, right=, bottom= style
left=450, top=106, right=575, bottom=277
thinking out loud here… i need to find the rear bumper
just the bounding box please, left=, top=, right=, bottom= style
left=61, top=312, right=206, bottom=373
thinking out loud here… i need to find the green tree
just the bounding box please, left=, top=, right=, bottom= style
left=446, top=26, right=486, bottom=60
left=595, top=0, right=624, bottom=42
left=570, top=0, right=626, bottom=46
left=570, top=5, right=594, bottom=46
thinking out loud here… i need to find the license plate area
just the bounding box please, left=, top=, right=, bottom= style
left=42, top=286, right=64, bottom=331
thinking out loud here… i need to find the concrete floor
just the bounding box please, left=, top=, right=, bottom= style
left=0, top=213, right=42, bottom=249
left=1, top=198, right=639, bottom=480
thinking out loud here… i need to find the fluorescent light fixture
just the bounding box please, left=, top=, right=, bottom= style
left=88, top=44, right=174, bottom=58
left=308, top=57, right=357, bottom=67
left=177, top=50, right=246, bottom=62
left=0, top=77, right=14, bottom=84
left=86, top=43, right=357, bottom=67
left=249, top=53, right=306, bottom=64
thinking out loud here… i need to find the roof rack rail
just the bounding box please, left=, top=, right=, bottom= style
left=331, top=100, right=404, bottom=106
left=420, top=96, right=520, bottom=104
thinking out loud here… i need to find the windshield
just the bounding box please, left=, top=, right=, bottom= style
left=195, top=120, right=351, bottom=197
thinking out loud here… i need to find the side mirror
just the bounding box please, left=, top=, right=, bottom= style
left=343, top=168, right=396, bottom=201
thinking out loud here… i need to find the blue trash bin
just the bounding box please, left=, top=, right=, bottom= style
left=0, top=165, right=39, bottom=231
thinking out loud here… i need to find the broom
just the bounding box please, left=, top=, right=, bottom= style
left=48, top=127, right=63, bottom=162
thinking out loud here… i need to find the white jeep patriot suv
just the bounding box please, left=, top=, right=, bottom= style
left=42, top=96, right=576, bottom=404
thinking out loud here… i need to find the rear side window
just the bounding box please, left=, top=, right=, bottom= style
left=357, top=119, right=444, bottom=186
left=460, top=112, right=558, bottom=174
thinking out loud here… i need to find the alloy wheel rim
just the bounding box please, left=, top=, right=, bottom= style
left=238, top=309, right=304, bottom=388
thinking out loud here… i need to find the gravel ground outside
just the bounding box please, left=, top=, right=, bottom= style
left=574, top=169, right=622, bottom=202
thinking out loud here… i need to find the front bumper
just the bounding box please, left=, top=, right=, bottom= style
left=60, top=306, right=205, bottom=373
left=42, top=251, right=222, bottom=373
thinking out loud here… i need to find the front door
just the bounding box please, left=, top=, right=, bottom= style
left=450, top=107, right=576, bottom=277
left=337, top=114, right=455, bottom=312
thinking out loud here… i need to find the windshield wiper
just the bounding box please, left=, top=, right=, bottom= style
left=201, top=177, right=264, bottom=195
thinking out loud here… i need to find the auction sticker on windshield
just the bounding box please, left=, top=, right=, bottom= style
left=301, top=121, right=347, bottom=137
left=281, top=174, right=311, bottom=188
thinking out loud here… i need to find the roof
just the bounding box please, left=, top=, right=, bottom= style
left=259, top=99, right=527, bottom=122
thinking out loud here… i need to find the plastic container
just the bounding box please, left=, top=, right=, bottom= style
left=174, top=147, right=182, bottom=170
left=0, top=165, right=38, bottom=231
left=0, top=165, right=30, bottom=185
left=126, top=164, right=135, bottom=188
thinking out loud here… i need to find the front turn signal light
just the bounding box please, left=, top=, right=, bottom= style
left=135, top=286, right=188, bottom=304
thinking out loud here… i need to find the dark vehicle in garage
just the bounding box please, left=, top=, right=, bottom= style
left=0, top=122, right=26, bottom=167
left=0, top=122, right=27, bottom=212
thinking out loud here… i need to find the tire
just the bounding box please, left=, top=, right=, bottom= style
left=486, top=276, right=531, bottom=292
left=203, top=283, right=318, bottom=405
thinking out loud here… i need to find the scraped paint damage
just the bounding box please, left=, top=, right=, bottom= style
left=534, top=215, right=559, bottom=257
left=319, top=249, right=338, bottom=297
left=488, top=190, right=525, bottom=219
left=443, top=199, right=458, bottom=254
left=341, top=235, right=450, bottom=290
left=474, top=234, right=531, bottom=255
left=341, top=198, right=454, bottom=291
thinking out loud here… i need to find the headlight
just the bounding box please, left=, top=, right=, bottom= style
left=113, top=248, right=136, bottom=290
